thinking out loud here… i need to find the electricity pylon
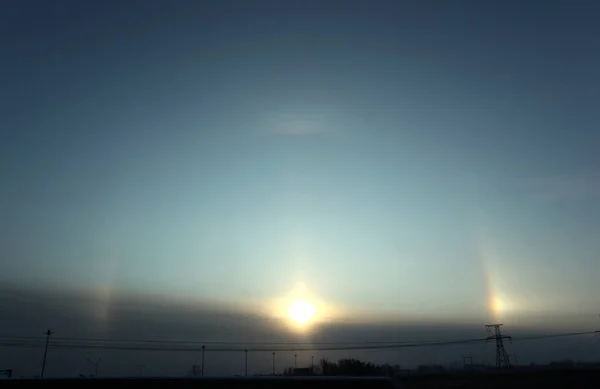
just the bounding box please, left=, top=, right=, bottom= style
left=486, top=324, right=512, bottom=369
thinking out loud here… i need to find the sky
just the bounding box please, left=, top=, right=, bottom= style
left=1, top=0, right=600, bottom=376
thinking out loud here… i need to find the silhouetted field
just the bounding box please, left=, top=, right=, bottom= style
left=399, top=368, right=600, bottom=389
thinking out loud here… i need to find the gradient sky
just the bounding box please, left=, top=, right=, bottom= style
left=2, top=0, right=600, bottom=333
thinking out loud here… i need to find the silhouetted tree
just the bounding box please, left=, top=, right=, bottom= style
left=319, top=359, right=339, bottom=375
left=185, top=365, right=202, bottom=377
left=317, top=358, right=398, bottom=377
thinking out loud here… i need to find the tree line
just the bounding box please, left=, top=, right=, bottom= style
left=283, top=358, right=402, bottom=376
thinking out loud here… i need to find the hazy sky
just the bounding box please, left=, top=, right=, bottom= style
left=2, top=0, right=600, bottom=362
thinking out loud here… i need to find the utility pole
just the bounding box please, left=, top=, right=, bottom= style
left=86, top=358, right=101, bottom=377
left=463, top=356, right=473, bottom=373
left=136, top=364, right=146, bottom=376
left=485, top=324, right=512, bottom=369
left=201, top=346, right=205, bottom=376
left=294, top=354, right=297, bottom=369
left=244, top=349, right=248, bottom=376
left=40, top=329, right=53, bottom=378
left=272, top=352, right=276, bottom=375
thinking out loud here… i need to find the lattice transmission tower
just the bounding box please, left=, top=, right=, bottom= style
left=486, top=324, right=512, bottom=369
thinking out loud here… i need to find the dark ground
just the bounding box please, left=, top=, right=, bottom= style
left=398, top=368, right=600, bottom=389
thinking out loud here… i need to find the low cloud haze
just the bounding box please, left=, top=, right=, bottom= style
left=1, top=283, right=597, bottom=378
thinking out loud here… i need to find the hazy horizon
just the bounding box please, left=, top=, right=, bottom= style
left=2, top=282, right=598, bottom=377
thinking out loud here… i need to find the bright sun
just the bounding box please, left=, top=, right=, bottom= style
left=287, top=300, right=316, bottom=324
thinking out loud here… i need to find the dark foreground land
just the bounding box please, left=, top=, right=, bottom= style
left=0, top=377, right=394, bottom=389
left=0, top=370, right=599, bottom=389
left=399, top=368, right=600, bottom=388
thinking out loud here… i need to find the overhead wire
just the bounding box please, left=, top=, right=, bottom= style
left=0, top=330, right=597, bottom=353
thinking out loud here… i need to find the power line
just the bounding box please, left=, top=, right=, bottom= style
left=511, top=330, right=600, bottom=342
left=0, top=339, right=485, bottom=352
left=0, top=335, right=436, bottom=345
left=0, top=330, right=596, bottom=353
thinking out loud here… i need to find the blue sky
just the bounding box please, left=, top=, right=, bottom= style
left=1, top=0, right=600, bottom=331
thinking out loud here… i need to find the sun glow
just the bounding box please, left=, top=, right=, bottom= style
left=269, top=283, right=339, bottom=332
left=287, top=300, right=316, bottom=324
